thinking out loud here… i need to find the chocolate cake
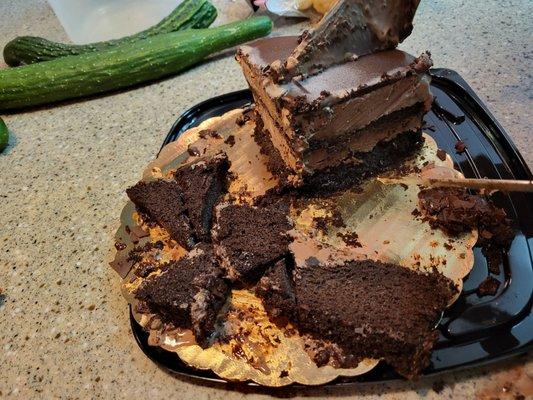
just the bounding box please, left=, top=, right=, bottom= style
left=255, top=259, right=297, bottom=321
left=173, top=153, right=230, bottom=242
left=213, top=200, right=293, bottom=283
left=134, top=244, right=230, bottom=347
left=237, top=37, right=432, bottom=185
left=126, top=179, right=195, bottom=249
left=127, top=153, right=230, bottom=249
left=256, top=255, right=456, bottom=378
left=270, top=0, right=421, bottom=82
left=417, top=187, right=514, bottom=247
left=112, top=0, right=507, bottom=384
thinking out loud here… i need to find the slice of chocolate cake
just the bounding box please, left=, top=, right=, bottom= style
left=237, top=36, right=432, bottom=187
left=134, top=244, right=230, bottom=347
left=256, top=253, right=456, bottom=378
left=173, top=153, right=230, bottom=242
left=271, top=0, right=421, bottom=82
left=213, top=200, right=293, bottom=283
left=127, top=153, right=230, bottom=249
left=126, top=179, right=195, bottom=249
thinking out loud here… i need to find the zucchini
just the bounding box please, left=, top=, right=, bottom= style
left=0, top=17, right=272, bottom=111
left=0, top=117, right=8, bottom=152
left=3, top=0, right=217, bottom=66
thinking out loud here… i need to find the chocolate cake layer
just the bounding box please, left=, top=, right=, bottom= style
left=256, top=256, right=456, bottom=378
left=270, top=0, right=421, bottom=82
left=304, top=129, right=424, bottom=192
left=134, top=244, right=230, bottom=347
left=255, top=119, right=424, bottom=193
left=237, top=36, right=433, bottom=179
left=126, top=179, right=195, bottom=249
left=173, top=153, right=230, bottom=242
left=213, top=201, right=293, bottom=283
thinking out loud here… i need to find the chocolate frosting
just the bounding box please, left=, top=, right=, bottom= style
left=271, top=0, right=421, bottom=81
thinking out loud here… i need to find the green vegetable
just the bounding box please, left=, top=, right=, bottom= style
left=0, top=17, right=272, bottom=111
left=3, top=0, right=217, bottom=66
left=0, top=117, right=8, bottom=152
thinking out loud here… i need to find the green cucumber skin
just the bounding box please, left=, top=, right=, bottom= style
left=0, top=17, right=272, bottom=111
left=0, top=117, right=8, bottom=152
left=3, top=0, right=217, bottom=66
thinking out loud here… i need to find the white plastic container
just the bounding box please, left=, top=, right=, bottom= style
left=47, top=0, right=183, bottom=44
left=47, top=0, right=254, bottom=44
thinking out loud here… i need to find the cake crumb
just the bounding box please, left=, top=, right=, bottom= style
left=477, top=277, right=500, bottom=297
left=432, top=379, right=445, bottom=393
left=224, top=135, right=236, bottom=147
left=337, top=232, right=362, bottom=248
left=198, top=129, right=221, bottom=139
left=454, top=140, right=467, bottom=154
left=436, top=149, right=447, bottom=161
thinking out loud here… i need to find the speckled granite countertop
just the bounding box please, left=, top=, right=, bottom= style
left=0, top=1, right=531, bottom=399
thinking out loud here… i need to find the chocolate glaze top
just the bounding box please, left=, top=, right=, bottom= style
left=277, top=0, right=422, bottom=82
left=239, top=36, right=299, bottom=67
left=240, top=36, right=432, bottom=109
left=283, top=50, right=427, bottom=100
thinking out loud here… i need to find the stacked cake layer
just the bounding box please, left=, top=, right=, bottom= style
left=237, top=36, right=433, bottom=186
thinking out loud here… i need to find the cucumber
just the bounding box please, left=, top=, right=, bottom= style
left=3, top=0, right=217, bottom=66
left=0, top=117, right=8, bottom=152
left=0, top=17, right=272, bottom=111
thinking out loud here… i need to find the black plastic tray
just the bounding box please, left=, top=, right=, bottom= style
left=131, top=68, right=533, bottom=386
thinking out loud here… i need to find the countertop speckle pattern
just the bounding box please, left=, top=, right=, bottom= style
left=0, top=1, right=531, bottom=399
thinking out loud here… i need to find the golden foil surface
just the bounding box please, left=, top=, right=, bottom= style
left=111, top=108, right=476, bottom=385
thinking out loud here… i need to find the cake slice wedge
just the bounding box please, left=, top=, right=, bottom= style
left=127, top=153, right=230, bottom=249
left=134, top=244, right=230, bottom=348
left=126, top=179, right=195, bottom=249
left=173, top=152, right=230, bottom=242
left=237, top=37, right=433, bottom=188
left=255, top=250, right=456, bottom=378
left=271, top=0, right=422, bottom=82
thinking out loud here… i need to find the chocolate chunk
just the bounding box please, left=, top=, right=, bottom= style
left=224, top=135, right=236, bottom=147
left=235, top=107, right=253, bottom=127
left=255, top=259, right=297, bottom=321
left=436, top=149, right=447, bottom=161
left=336, top=232, right=362, bottom=248
left=418, top=187, right=514, bottom=248
left=198, top=129, right=221, bottom=139
left=134, top=245, right=230, bottom=347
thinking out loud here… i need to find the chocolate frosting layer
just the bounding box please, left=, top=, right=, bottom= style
left=271, top=0, right=421, bottom=81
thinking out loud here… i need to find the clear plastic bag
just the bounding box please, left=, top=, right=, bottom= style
left=47, top=0, right=253, bottom=44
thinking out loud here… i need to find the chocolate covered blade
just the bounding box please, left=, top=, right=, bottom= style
left=273, top=0, right=421, bottom=81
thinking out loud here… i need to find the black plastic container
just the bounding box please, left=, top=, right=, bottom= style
left=131, top=69, right=533, bottom=386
